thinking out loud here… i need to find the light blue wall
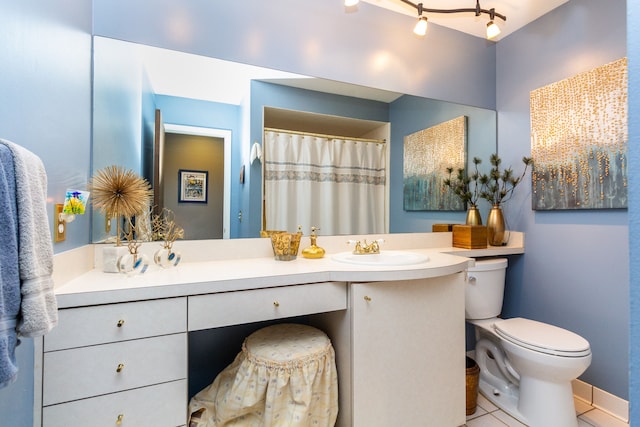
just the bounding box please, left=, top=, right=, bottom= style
left=92, top=0, right=496, bottom=110
left=496, top=0, right=629, bottom=399
left=0, top=0, right=92, bottom=425
left=628, top=0, right=640, bottom=421
left=0, top=0, right=93, bottom=251
left=92, top=36, right=149, bottom=242
left=92, top=36, right=145, bottom=173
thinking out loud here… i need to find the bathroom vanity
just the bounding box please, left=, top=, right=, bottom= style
left=36, top=232, right=524, bottom=427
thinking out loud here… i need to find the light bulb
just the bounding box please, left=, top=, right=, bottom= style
left=344, top=0, right=359, bottom=6
left=413, top=16, right=428, bottom=36
left=486, top=21, right=500, bottom=39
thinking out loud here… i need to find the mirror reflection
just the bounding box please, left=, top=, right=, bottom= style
left=263, top=123, right=388, bottom=236
left=91, top=36, right=496, bottom=242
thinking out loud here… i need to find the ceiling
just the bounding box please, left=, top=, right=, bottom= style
left=361, top=0, right=569, bottom=41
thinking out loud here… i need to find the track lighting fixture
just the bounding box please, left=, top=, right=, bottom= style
left=414, top=16, right=428, bottom=36
left=345, top=0, right=506, bottom=40
left=485, top=8, right=501, bottom=39
left=413, top=3, right=428, bottom=36
left=486, top=20, right=500, bottom=39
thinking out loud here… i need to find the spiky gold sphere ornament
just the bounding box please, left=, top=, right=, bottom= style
left=90, top=165, right=153, bottom=245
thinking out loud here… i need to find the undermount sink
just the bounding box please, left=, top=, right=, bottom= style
left=331, top=251, right=429, bottom=266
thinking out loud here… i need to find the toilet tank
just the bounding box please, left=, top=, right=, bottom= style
left=465, top=258, right=508, bottom=320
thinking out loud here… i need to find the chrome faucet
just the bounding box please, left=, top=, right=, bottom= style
left=348, top=239, right=384, bottom=255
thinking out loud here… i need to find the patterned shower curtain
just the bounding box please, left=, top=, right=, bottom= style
left=263, top=129, right=386, bottom=236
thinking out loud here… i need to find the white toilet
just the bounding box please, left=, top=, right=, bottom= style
left=465, top=258, right=592, bottom=427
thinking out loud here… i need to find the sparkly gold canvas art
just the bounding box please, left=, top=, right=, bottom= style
left=530, top=57, right=628, bottom=210
left=403, top=116, right=466, bottom=211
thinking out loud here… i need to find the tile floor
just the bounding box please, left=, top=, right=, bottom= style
left=464, top=393, right=629, bottom=427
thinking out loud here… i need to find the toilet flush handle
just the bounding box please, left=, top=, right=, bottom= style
left=466, top=272, right=477, bottom=284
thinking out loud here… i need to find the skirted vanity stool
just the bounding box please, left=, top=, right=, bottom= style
left=188, top=323, right=339, bottom=427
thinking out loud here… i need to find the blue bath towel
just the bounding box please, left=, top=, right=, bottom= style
left=0, top=144, right=20, bottom=388
left=0, top=139, right=57, bottom=338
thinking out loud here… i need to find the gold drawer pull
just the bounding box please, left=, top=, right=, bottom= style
left=364, top=295, right=372, bottom=302
left=116, top=363, right=125, bottom=373
left=116, top=414, right=124, bottom=425
left=273, top=301, right=280, bottom=307
left=116, top=319, right=125, bottom=327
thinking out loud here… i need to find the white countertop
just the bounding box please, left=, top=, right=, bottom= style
left=52, top=232, right=524, bottom=308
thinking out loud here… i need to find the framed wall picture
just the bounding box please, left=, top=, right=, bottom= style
left=403, top=115, right=467, bottom=211
left=178, top=169, right=208, bottom=203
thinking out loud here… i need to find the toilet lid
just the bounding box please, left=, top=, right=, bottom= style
left=494, top=318, right=591, bottom=357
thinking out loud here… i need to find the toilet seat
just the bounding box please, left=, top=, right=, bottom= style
left=494, top=317, right=591, bottom=357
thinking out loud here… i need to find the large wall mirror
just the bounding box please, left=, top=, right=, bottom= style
left=91, top=36, right=496, bottom=242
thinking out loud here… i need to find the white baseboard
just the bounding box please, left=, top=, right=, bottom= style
left=572, top=378, right=629, bottom=423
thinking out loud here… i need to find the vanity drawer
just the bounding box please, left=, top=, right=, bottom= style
left=42, top=379, right=187, bottom=427
left=43, top=333, right=187, bottom=406
left=44, top=297, right=187, bottom=351
left=188, top=281, right=347, bottom=331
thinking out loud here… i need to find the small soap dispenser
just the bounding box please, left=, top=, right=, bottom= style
left=302, top=227, right=325, bottom=259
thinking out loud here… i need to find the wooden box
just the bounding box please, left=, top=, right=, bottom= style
left=452, top=225, right=487, bottom=249
left=432, top=223, right=455, bottom=232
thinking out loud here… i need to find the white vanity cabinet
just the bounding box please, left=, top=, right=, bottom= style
left=335, top=274, right=466, bottom=427
left=46, top=236, right=517, bottom=427
left=40, top=298, right=188, bottom=427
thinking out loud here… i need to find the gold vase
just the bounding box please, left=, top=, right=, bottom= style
left=486, top=205, right=508, bottom=246
left=465, top=205, right=482, bottom=226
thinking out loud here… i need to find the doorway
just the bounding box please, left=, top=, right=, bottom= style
left=163, top=124, right=231, bottom=239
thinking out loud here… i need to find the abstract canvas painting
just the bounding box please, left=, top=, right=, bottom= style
left=403, top=116, right=467, bottom=211
left=530, top=57, right=628, bottom=210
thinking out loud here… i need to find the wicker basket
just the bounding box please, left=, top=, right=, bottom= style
left=466, top=356, right=480, bottom=415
